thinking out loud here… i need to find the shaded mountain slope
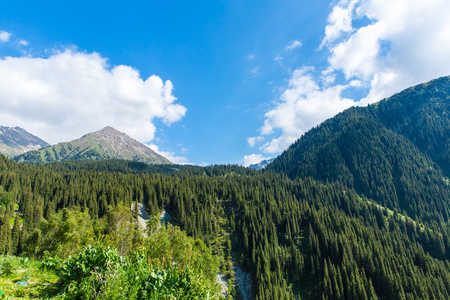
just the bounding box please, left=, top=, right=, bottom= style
left=369, top=76, right=450, bottom=175
left=0, top=126, right=49, bottom=157
left=267, top=76, right=450, bottom=223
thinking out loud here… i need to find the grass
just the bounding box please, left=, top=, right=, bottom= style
left=8, top=204, right=23, bottom=227
left=0, top=256, right=60, bottom=299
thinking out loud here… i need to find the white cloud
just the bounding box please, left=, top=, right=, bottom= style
left=243, top=154, right=268, bottom=167
left=247, top=54, right=255, bottom=60
left=0, top=31, right=11, bottom=42
left=148, top=144, right=190, bottom=165
left=18, top=39, right=28, bottom=46
left=327, top=0, right=450, bottom=102
left=247, top=136, right=264, bottom=147
left=253, top=0, right=450, bottom=154
left=286, top=40, right=302, bottom=50
left=320, top=0, right=359, bottom=48
left=0, top=49, right=187, bottom=144
left=259, top=68, right=355, bottom=153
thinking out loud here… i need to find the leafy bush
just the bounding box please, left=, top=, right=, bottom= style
left=58, top=244, right=223, bottom=299
left=25, top=208, right=95, bottom=259
left=60, top=244, right=119, bottom=284
left=0, top=256, right=17, bottom=276
left=139, top=267, right=218, bottom=299
left=40, top=256, right=64, bottom=272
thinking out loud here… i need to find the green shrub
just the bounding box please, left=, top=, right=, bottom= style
left=58, top=245, right=223, bottom=299
left=60, top=244, right=119, bottom=284
left=40, top=256, right=64, bottom=272
left=0, top=256, right=17, bottom=276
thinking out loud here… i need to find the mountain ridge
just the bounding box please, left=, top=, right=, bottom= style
left=0, top=126, right=49, bottom=157
left=248, top=158, right=274, bottom=170
left=15, top=126, right=171, bottom=165
left=267, top=75, right=450, bottom=223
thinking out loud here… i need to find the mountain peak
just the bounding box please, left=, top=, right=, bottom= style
left=15, top=127, right=171, bottom=165
left=98, top=126, right=120, bottom=134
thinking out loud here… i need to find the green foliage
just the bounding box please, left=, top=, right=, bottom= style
left=0, top=187, right=11, bottom=207
left=0, top=255, right=59, bottom=299
left=146, top=221, right=220, bottom=283
left=104, top=205, right=136, bottom=256
left=0, top=256, right=17, bottom=276
left=60, top=244, right=120, bottom=298
left=24, top=208, right=94, bottom=259
left=267, top=76, right=450, bottom=224
left=59, top=242, right=222, bottom=299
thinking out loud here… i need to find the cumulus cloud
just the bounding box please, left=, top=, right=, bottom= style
left=320, top=0, right=358, bottom=48
left=148, top=144, right=190, bottom=165
left=251, top=0, right=450, bottom=154
left=286, top=40, right=302, bottom=50
left=0, top=31, right=11, bottom=42
left=327, top=0, right=450, bottom=103
left=0, top=49, right=187, bottom=144
left=259, top=68, right=355, bottom=153
left=243, top=154, right=268, bottom=167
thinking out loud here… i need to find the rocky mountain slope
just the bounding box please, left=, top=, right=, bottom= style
left=248, top=158, right=274, bottom=170
left=0, top=126, right=49, bottom=157
left=15, top=126, right=171, bottom=165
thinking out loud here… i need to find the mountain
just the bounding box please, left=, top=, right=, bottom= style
left=248, top=158, right=274, bottom=170
left=267, top=76, right=450, bottom=223
left=0, top=126, right=49, bottom=157
left=15, top=126, right=171, bottom=165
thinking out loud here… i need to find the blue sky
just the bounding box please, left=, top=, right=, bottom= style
left=1, top=0, right=450, bottom=165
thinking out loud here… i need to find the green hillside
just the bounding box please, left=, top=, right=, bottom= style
left=1, top=153, right=450, bottom=299
left=267, top=76, right=450, bottom=224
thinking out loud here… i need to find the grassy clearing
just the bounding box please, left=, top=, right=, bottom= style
left=0, top=256, right=59, bottom=299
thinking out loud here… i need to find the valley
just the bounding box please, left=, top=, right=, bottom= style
left=1, top=77, right=450, bottom=299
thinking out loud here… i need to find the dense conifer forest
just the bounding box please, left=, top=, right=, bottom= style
left=267, top=76, right=450, bottom=224
left=1, top=152, right=450, bottom=299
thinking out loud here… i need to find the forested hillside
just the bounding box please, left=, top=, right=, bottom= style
left=267, top=76, right=450, bottom=225
left=1, top=154, right=450, bottom=299
left=371, top=76, right=450, bottom=176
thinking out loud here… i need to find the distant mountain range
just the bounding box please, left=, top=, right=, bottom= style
left=0, top=126, right=49, bottom=157
left=14, top=126, right=171, bottom=165
left=267, top=75, right=450, bottom=222
left=248, top=158, right=274, bottom=170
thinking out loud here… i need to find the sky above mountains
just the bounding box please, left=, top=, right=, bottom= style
left=1, top=0, right=449, bottom=166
